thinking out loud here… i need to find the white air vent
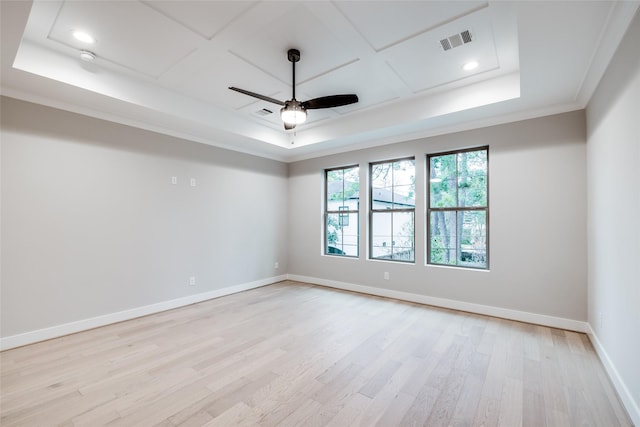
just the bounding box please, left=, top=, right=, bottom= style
left=440, top=30, right=473, bottom=51
left=255, top=108, right=273, bottom=116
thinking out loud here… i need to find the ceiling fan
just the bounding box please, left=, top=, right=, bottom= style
left=229, top=49, right=359, bottom=130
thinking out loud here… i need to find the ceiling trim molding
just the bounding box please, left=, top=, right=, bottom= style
left=575, top=1, right=640, bottom=107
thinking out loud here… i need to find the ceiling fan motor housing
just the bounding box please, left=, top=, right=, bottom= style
left=287, top=49, right=301, bottom=63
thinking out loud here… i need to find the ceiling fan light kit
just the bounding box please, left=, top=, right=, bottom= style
left=229, top=48, right=358, bottom=130
left=281, top=100, right=307, bottom=125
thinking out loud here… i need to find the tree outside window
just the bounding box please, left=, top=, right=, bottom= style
left=428, top=147, right=488, bottom=269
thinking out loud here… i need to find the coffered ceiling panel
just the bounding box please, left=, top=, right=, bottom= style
left=297, top=58, right=403, bottom=115
left=382, top=8, right=500, bottom=93
left=335, top=1, right=487, bottom=51
left=48, top=1, right=202, bottom=78
left=141, top=1, right=258, bottom=40
left=158, top=48, right=289, bottom=111
left=228, top=4, right=357, bottom=85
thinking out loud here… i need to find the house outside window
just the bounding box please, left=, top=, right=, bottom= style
left=325, top=166, right=359, bottom=257
left=427, top=147, right=488, bottom=269
left=370, top=158, right=415, bottom=262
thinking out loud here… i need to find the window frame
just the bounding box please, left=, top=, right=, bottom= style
left=324, top=165, right=360, bottom=258
left=369, top=157, right=416, bottom=263
left=426, top=146, right=489, bottom=269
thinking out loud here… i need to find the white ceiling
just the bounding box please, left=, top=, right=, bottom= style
left=1, top=1, right=638, bottom=162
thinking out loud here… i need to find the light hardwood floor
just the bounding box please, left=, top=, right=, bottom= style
left=0, top=281, right=632, bottom=426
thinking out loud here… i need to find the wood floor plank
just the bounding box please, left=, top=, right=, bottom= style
left=497, top=377, right=524, bottom=426
left=202, top=401, right=260, bottom=427
left=523, top=388, right=547, bottom=427
left=472, top=395, right=500, bottom=427
left=277, top=398, right=322, bottom=427
left=323, top=392, right=371, bottom=427
left=0, top=281, right=633, bottom=426
left=449, top=366, right=485, bottom=426
left=400, top=383, right=441, bottom=426
left=373, top=391, right=415, bottom=427
left=358, top=359, right=402, bottom=398
left=349, top=355, right=421, bottom=426
left=424, top=369, right=467, bottom=427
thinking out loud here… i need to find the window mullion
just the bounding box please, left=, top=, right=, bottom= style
left=455, top=152, right=460, bottom=208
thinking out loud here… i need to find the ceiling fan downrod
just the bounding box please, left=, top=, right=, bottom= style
left=288, top=48, right=300, bottom=100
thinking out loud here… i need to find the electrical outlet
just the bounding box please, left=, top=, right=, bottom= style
left=274, top=262, right=279, bottom=269
left=189, top=276, right=196, bottom=286
left=384, top=272, right=389, bottom=280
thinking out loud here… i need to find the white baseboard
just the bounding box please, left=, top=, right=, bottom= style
left=287, top=274, right=589, bottom=333
left=586, top=324, right=640, bottom=426
left=0, top=275, right=286, bottom=351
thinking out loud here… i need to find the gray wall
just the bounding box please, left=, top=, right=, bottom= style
left=0, top=98, right=589, bottom=338
left=1, top=96, right=288, bottom=337
left=586, top=10, right=640, bottom=422
left=288, top=110, right=587, bottom=321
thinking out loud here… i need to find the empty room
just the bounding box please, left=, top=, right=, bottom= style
left=1, top=1, right=639, bottom=426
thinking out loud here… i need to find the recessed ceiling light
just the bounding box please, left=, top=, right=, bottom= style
left=73, top=31, right=95, bottom=44
left=463, top=61, right=479, bottom=71
left=79, top=50, right=96, bottom=62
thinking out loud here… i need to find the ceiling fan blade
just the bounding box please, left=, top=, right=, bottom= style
left=302, top=94, right=358, bottom=110
left=284, top=122, right=296, bottom=130
left=228, top=87, right=285, bottom=106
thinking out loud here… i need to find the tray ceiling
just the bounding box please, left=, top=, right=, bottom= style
left=1, top=1, right=637, bottom=161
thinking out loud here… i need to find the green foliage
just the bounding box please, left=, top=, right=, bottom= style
left=429, top=149, right=488, bottom=267
left=430, top=151, right=487, bottom=208
left=328, top=167, right=359, bottom=202
left=326, top=215, right=338, bottom=245
left=345, top=180, right=359, bottom=200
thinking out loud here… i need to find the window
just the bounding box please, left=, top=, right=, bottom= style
left=325, top=166, right=359, bottom=257
left=370, top=158, right=415, bottom=262
left=428, top=147, right=488, bottom=269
